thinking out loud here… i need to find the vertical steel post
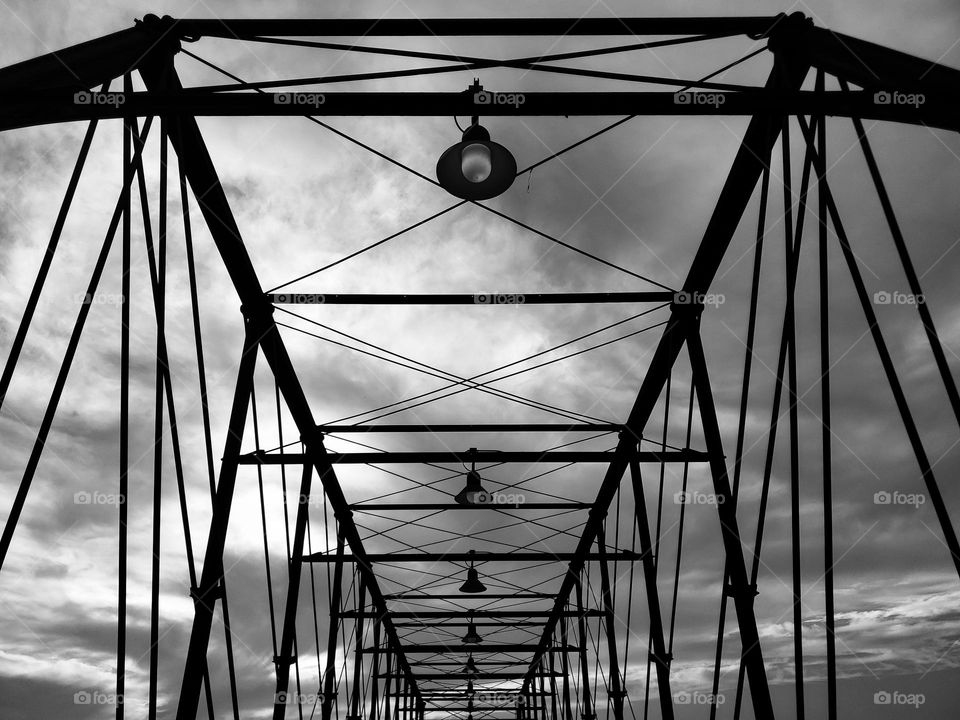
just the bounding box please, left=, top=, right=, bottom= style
left=627, top=460, right=675, bottom=720
left=369, top=619, right=382, bottom=720
left=548, top=645, right=559, bottom=720
left=595, top=525, right=624, bottom=720
left=817, top=80, right=837, bottom=720
left=322, top=530, right=347, bottom=720
left=116, top=75, right=132, bottom=720
left=560, top=618, right=572, bottom=720
left=273, top=462, right=316, bottom=719
left=382, top=650, right=392, bottom=720
left=175, top=322, right=259, bottom=719
left=349, top=574, right=368, bottom=719
left=574, top=577, right=593, bottom=720
left=686, top=325, right=775, bottom=718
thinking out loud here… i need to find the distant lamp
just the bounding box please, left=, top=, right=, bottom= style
left=466, top=681, right=475, bottom=697
left=463, top=618, right=483, bottom=644
left=463, top=655, right=479, bottom=675
left=436, top=82, right=517, bottom=201
left=455, top=451, right=488, bottom=506
left=459, top=550, right=487, bottom=593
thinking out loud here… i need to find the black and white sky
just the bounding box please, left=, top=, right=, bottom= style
left=1, top=1, right=960, bottom=719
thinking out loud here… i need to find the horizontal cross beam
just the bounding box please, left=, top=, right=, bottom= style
left=421, top=707, right=542, bottom=712
left=393, top=621, right=544, bottom=627
left=151, top=16, right=785, bottom=38
left=385, top=593, right=553, bottom=600
left=410, top=661, right=535, bottom=667
left=351, top=503, right=591, bottom=511
left=7, top=92, right=957, bottom=131
left=320, top=423, right=623, bottom=433
left=303, top=551, right=641, bottom=563
left=422, top=707, right=541, bottom=712
left=240, top=450, right=707, bottom=464
left=418, top=691, right=552, bottom=697
left=382, top=674, right=559, bottom=680
left=341, top=611, right=604, bottom=618
left=268, top=292, right=673, bottom=305
left=360, top=645, right=574, bottom=654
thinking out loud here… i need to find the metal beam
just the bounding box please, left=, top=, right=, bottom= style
left=341, top=611, right=605, bottom=618
left=137, top=55, right=423, bottom=716
left=240, top=450, right=707, bottom=464
left=147, top=15, right=785, bottom=38
left=423, top=708, right=539, bottom=713
left=269, top=292, right=672, bottom=304
left=517, top=55, right=806, bottom=717
left=777, top=21, right=960, bottom=92
left=360, top=645, right=575, bottom=654
left=352, top=503, right=590, bottom=511
left=321, top=424, right=622, bottom=434
left=383, top=674, right=558, bottom=680
left=304, top=552, right=641, bottom=563
left=385, top=593, right=553, bottom=600
left=393, top=621, right=544, bottom=628
left=407, top=661, right=534, bottom=667
left=4, top=90, right=958, bottom=131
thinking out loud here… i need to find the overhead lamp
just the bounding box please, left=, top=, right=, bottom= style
left=463, top=655, right=479, bottom=676
left=455, top=450, right=488, bottom=506
left=436, top=81, right=517, bottom=201
left=466, top=681, right=475, bottom=698
left=459, top=549, right=487, bottom=593
left=462, top=616, right=483, bottom=644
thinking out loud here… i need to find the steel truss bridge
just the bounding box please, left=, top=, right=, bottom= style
left=0, top=11, right=959, bottom=720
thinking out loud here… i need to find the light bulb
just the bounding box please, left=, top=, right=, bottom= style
left=461, top=143, right=492, bottom=183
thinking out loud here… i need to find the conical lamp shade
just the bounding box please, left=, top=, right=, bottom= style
left=459, top=566, right=487, bottom=593
left=462, top=621, right=482, bottom=644
left=455, top=469, right=488, bottom=506
left=463, top=655, right=479, bottom=675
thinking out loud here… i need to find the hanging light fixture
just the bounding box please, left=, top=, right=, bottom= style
left=466, top=680, right=475, bottom=697
left=455, top=450, right=488, bottom=506
left=436, top=81, right=517, bottom=201
left=463, top=655, right=479, bottom=676
left=462, top=615, right=483, bottom=644
left=459, top=549, right=487, bottom=593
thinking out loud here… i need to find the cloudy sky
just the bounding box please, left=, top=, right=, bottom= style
left=1, top=1, right=960, bottom=718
